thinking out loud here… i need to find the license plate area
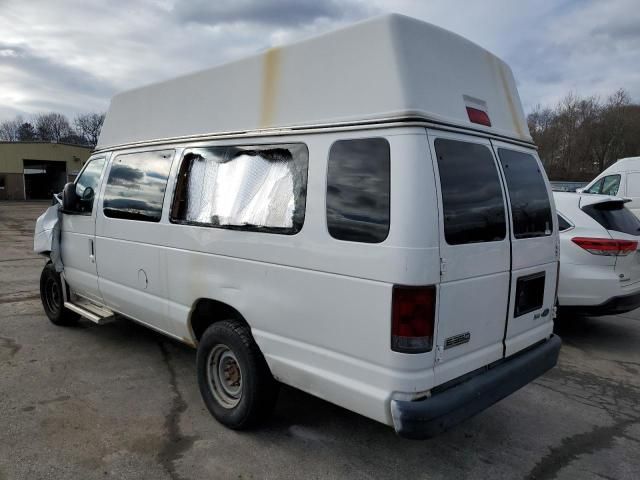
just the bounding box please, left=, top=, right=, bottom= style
left=515, top=272, right=545, bottom=317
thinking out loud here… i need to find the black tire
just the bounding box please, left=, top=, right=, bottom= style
left=39, top=263, right=79, bottom=326
left=196, top=320, right=279, bottom=429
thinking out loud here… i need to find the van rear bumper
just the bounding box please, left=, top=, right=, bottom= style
left=390, top=335, right=561, bottom=439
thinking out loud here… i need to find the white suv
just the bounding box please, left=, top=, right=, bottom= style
left=555, top=192, right=640, bottom=316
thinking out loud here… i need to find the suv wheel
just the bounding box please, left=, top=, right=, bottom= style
left=39, top=263, right=79, bottom=326
left=196, top=320, right=279, bottom=429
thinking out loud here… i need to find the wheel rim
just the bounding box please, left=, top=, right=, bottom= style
left=206, top=344, right=243, bottom=408
left=44, top=277, right=61, bottom=315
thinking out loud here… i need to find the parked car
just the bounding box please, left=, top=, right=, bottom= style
left=579, top=157, right=640, bottom=218
left=36, top=14, right=561, bottom=439
left=550, top=181, right=587, bottom=193
left=554, top=192, right=640, bottom=316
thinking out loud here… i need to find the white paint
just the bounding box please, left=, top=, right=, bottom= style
left=98, top=14, right=530, bottom=150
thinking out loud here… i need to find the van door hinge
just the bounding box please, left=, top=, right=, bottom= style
left=440, top=257, right=447, bottom=275
left=435, top=345, right=444, bottom=364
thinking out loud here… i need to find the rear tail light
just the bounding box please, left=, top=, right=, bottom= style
left=571, top=237, right=638, bottom=256
left=466, top=107, right=492, bottom=127
left=391, top=285, right=436, bottom=353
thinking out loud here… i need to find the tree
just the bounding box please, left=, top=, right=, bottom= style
left=17, top=122, right=36, bottom=141
left=34, top=112, right=72, bottom=142
left=74, top=112, right=105, bottom=146
left=528, top=89, right=640, bottom=181
left=0, top=116, right=23, bottom=141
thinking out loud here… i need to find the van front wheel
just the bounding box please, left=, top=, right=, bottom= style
left=39, top=263, right=79, bottom=326
left=196, top=320, right=278, bottom=429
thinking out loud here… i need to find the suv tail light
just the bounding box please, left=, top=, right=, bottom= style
left=391, top=285, right=436, bottom=353
left=571, top=237, right=638, bottom=256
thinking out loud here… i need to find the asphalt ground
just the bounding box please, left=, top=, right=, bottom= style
left=1, top=201, right=639, bottom=479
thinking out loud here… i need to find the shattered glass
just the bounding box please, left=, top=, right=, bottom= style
left=177, top=144, right=308, bottom=233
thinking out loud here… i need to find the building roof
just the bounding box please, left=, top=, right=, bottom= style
left=0, top=141, right=93, bottom=149
left=98, top=13, right=531, bottom=150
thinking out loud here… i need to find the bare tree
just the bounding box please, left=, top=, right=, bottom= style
left=0, top=116, right=24, bottom=141
left=528, top=88, right=640, bottom=181
left=74, top=112, right=105, bottom=146
left=34, top=112, right=72, bottom=142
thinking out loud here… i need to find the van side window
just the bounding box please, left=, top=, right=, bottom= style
left=497, top=149, right=553, bottom=239
left=435, top=139, right=506, bottom=245
left=171, top=144, right=308, bottom=234
left=103, top=150, right=174, bottom=222
left=326, top=138, right=390, bottom=243
left=600, top=175, right=621, bottom=196
left=584, top=178, right=604, bottom=194
left=74, top=157, right=105, bottom=214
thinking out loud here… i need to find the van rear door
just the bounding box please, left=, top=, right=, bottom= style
left=491, top=142, right=557, bottom=356
left=428, top=130, right=511, bottom=385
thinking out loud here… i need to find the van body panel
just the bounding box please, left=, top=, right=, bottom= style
left=427, top=129, right=510, bottom=385
left=57, top=122, right=559, bottom=432
left=490, top=140, right=558, bottom=356
left=60, top=155, right=107, bottom=304
left=98, top=14, right=530, bottom=151
left=163, top=246, right=435, bottom=426
left=94, top=150, right=176, bottom=334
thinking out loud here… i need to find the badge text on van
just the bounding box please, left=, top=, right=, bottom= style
left=444, top=332, right=471, bottom=350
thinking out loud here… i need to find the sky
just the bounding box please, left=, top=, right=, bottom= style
left=1, top=0, right=639, bottom=122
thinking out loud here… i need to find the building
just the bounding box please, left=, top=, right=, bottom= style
left=0, top=142, right=93, bottom=200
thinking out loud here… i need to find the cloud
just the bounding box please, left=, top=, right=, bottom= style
left=173, top=0, right=373, bottom=27
left=0, top=0, right=638, bottom=123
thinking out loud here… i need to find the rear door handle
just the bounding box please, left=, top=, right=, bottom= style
left=89, top=239, right=95, bottom=264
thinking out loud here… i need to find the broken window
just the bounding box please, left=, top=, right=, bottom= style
left=171, top=144, right=308, bottom=234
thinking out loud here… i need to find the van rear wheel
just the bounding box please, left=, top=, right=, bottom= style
left=196, top=320, right=279, bottom=429
left=39, top=263, right=79, bottom=326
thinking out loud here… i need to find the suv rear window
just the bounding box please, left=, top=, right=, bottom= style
left=582, top=202, right=640, bottom=236
left=435, top=138, right=506, bottom=245
left=497, top=149, right=553, bottom=239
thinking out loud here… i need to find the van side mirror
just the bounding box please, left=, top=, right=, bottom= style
left=576, top=188, right=584, bottom=194
left=62, top=182, right=79, bottom=211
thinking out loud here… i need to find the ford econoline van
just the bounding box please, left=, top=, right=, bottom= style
left=37, top=14, right=561, bottom=438
left=580, top=157, right=640, bottom=218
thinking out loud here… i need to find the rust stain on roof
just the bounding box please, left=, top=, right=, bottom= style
left=261, top=47, right=281, bottom=128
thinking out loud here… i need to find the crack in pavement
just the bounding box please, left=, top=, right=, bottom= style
left=525, top=418, right=638, bottom=480
left=526, top=365, right=640, bottom=479
left=157, top=341, right=196, bottom=480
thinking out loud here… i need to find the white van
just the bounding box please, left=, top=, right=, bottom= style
left=580, top=157, right=640, bottom=217
left=38, top=14, right=561, bottom=438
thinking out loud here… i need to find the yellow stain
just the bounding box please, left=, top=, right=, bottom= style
left=261, top=47, right=281, bottom=128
